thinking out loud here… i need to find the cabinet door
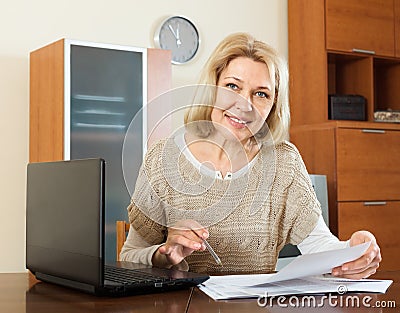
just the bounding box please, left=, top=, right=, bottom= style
left=338, top=201, right=400, bottom=270
left=336, top=128, right=400, bottom=201
left=70, top=45, right=146, bottom=263
left=326, top=0, right=395, bottom=57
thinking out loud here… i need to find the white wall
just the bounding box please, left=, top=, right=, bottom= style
left=0, top=0, right=288, bottom=272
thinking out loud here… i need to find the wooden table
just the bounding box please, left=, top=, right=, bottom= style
left=1, top=271, right=398, bottom=313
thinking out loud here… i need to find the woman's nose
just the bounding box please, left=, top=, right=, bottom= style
left=234, top=91, right=253, bottom=112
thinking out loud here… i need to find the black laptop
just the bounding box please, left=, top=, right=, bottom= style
left=26, top=158, right=209, bottom=296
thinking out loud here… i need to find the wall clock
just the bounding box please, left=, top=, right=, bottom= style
left=154, top=16, right=200, bottom=65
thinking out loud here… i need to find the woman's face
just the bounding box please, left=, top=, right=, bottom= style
left=211, top=56, right=274, bottom=144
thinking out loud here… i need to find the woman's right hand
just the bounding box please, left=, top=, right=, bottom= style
left=152, top=220, right=209, bottom=268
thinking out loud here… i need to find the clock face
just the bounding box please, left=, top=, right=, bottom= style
left=155, top=16, right=200, bottom=64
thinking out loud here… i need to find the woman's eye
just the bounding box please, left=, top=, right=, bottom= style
left=226, top=83, right=238, bottom=90
left=255, top=91, right=269, bottom=98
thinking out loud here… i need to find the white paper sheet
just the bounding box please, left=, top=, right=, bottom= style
left=199, top=242, right=393, bottom=300
left=264, top=241, right=372, bottom=283
left=199, top=275, right=393, bottom=300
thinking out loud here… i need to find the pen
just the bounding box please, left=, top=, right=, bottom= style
left=192, top=230, right=222, bottom=266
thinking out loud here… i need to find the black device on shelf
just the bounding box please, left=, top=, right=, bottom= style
left=328, top=95, right=367, bottom=121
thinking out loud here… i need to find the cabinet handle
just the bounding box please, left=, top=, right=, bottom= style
left=364, top=201, right=387, bottom=206
left=352, top=48, right=376, bottom=55
left=362, top=129, right=386, bottom=134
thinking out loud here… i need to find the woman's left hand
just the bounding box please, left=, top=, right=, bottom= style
left=332, top=230, right=382, bottom=279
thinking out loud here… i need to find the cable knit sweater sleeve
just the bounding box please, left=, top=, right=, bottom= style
left=126, top=140, right=168, bottom=244
left=282, top=142, right=321, bottom=246
left=120, top=140, right=189, bottom=270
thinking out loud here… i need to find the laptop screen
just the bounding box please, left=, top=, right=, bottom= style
left=26, top=158, right=105, bottom=286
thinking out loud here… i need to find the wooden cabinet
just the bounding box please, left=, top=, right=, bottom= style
left=289, top=1, right=400, bottom=270
left=336, top=128, right=400, bottom=201
left=338, top=201, right=400, bottom=271
left=290, top=122, right=400, bottom=270
left=30, top=39, right=171, bottom=262
left=326, top=0, right=395, bottom=57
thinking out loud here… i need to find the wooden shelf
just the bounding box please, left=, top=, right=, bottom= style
left=374, top=58, right=400, bottom=112
left=327, top=52, right=374, bottom=121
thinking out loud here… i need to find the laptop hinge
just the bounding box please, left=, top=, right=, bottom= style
left=35, top=272, right=96, bottom=294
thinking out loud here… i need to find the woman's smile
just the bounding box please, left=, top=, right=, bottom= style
left=224, top=113, right=250, bottom=129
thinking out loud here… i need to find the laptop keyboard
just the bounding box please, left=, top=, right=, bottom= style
left=104, top=265, right=172, bottom=286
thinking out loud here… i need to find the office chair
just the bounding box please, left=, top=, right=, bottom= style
left=116, top=220, right=130, bottom=261
left=276, top=174, right=329, bottom=270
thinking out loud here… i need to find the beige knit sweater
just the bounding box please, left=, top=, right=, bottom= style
left=127, top=137, right=321, bottom=274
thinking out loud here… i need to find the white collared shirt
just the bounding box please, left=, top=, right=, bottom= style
left=174, top=131, right=257, bottom=180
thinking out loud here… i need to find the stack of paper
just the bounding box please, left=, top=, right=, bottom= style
left=198, top=242, right=393, bottom=300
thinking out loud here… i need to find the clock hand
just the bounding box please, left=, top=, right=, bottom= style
left=168, top=24, right=178, bottom=40
left=176, top=24, right=182, bottom=46
left=168, top=24, right=181, bottom=47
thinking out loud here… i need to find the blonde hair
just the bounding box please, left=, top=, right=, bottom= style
left=184, top=32, right=290, bottom=144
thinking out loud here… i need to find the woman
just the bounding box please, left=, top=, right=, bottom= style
left=120, top=33, right=381, bottom=278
